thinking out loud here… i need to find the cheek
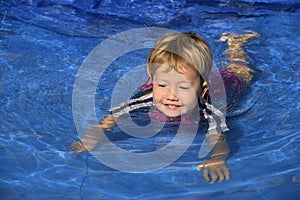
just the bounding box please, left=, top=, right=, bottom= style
left=182, top=95, right=198, bottom=106
left=179, top=90, right=199, bottom=107
left=152, top=86, right=164, bottom=101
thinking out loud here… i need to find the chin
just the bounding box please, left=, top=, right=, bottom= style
left=165, top=113, right=181, bottom=118
left=156, top=107, right=180, bottom=118
left=165, top=110, right=194, bottom=118
left=164, top=110, right=187, bottom=118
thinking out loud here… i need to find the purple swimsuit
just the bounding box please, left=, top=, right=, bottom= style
left=109, top=69, right=242, bottom=134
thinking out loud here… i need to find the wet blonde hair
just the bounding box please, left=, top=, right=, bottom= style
left=147, top=32, right=213, bottom=84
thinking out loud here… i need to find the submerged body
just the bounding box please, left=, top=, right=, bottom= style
left=71, top=31, right=259, bottom=184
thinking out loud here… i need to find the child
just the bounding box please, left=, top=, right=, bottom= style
left=71, top=31, right=259, bottom=184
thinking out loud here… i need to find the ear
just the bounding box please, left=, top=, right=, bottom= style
left=146, top=66, right=152, bottom=80
left=148, top=73, right=154, bottom=83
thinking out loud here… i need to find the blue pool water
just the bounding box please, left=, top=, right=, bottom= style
left=0, top=0, right=299, bottom=199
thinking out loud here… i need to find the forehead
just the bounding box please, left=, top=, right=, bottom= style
left=153, top=63, right=199, bottom=81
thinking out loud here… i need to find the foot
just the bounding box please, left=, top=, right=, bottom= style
left=220, top=31, right=260, bottom=49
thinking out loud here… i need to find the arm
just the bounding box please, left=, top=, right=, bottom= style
left=70, top=114, right=116, bottom=152
left=70, top=91, right=153, bottom=153
left=197, top=133, right=230, bottom=184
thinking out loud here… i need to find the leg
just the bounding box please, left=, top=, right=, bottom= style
left=220, top=31, right=260, bottom=84
left=220, top=31, right=260, bottom=50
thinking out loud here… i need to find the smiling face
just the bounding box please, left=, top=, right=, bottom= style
left=152, top=63, right=202, bottom=118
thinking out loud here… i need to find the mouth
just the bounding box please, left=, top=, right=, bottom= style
left=163, top=103, right=181, bottom=110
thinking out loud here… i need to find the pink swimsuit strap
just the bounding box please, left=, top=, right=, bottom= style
left=219, top=69, right=243, bottom=86
left=148, top=108, right=196, bottom=125
left=140, top=78, right=153, bottom=91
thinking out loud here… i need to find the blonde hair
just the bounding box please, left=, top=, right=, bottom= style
left=147, top=32, right=213, bottom=84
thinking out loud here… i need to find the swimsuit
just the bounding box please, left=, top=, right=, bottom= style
left=109, top=69, right=243, bottom=134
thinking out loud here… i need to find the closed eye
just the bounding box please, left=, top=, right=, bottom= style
left=179, top=84, right=192, bottom=90
left=157, top=84, right=167, bottom=87
left=179, top=86, right=191, bottom=89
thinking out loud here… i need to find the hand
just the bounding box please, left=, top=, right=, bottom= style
left=70, top=125, right=107, bottom=152
left=99, top=114, right=116, bottom=131
left=70, top=125, right=104, bottom=152
left=70, top=140, right=88, bottom=152
left=197, top=159, right=230, bottom=184
left=70, top=115, right=116, bottom=152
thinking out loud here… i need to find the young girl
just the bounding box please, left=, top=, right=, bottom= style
left=71, top=31, right=259, bottom=184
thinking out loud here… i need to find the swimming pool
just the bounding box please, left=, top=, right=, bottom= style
left=0, top=0, right=299, bottom=199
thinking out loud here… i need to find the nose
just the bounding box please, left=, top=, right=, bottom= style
left=166, top=89, right=179, bottom=101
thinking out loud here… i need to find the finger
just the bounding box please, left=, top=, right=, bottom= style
left=100, top=123, right=114, bottom=129
left=100, top=119, right=115, bottom=127
left=197, top=163, right=205, bottom=171
left=70, top=142, right=78, bottom=152
left=223, top=167, right=230, bottom=181
left=209, top=172, right=218, bottom=184
left=106, top=114, right=115, bottom=120
left=217, top=169, right=225, bottom=183
left=102, top=115, right=115, bottom=123
left=70, top=144, right=77, bottom=152
left=100, top=117, right=110, bottom=124
left=107, top=121, right=116, bottom=126
left=70, top=142, right=84, bottom=152
left=198, top=161, right=209, bottom=171
left=99, top=124, right=113, bottom=132
left=203, top=168, right=210, bottom=182
left=101, top=119, right=112, bottom=125
left=99, top=123, right=109, bottom=129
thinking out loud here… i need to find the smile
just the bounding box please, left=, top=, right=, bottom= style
left=164, top=104, right=181, bottom=110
